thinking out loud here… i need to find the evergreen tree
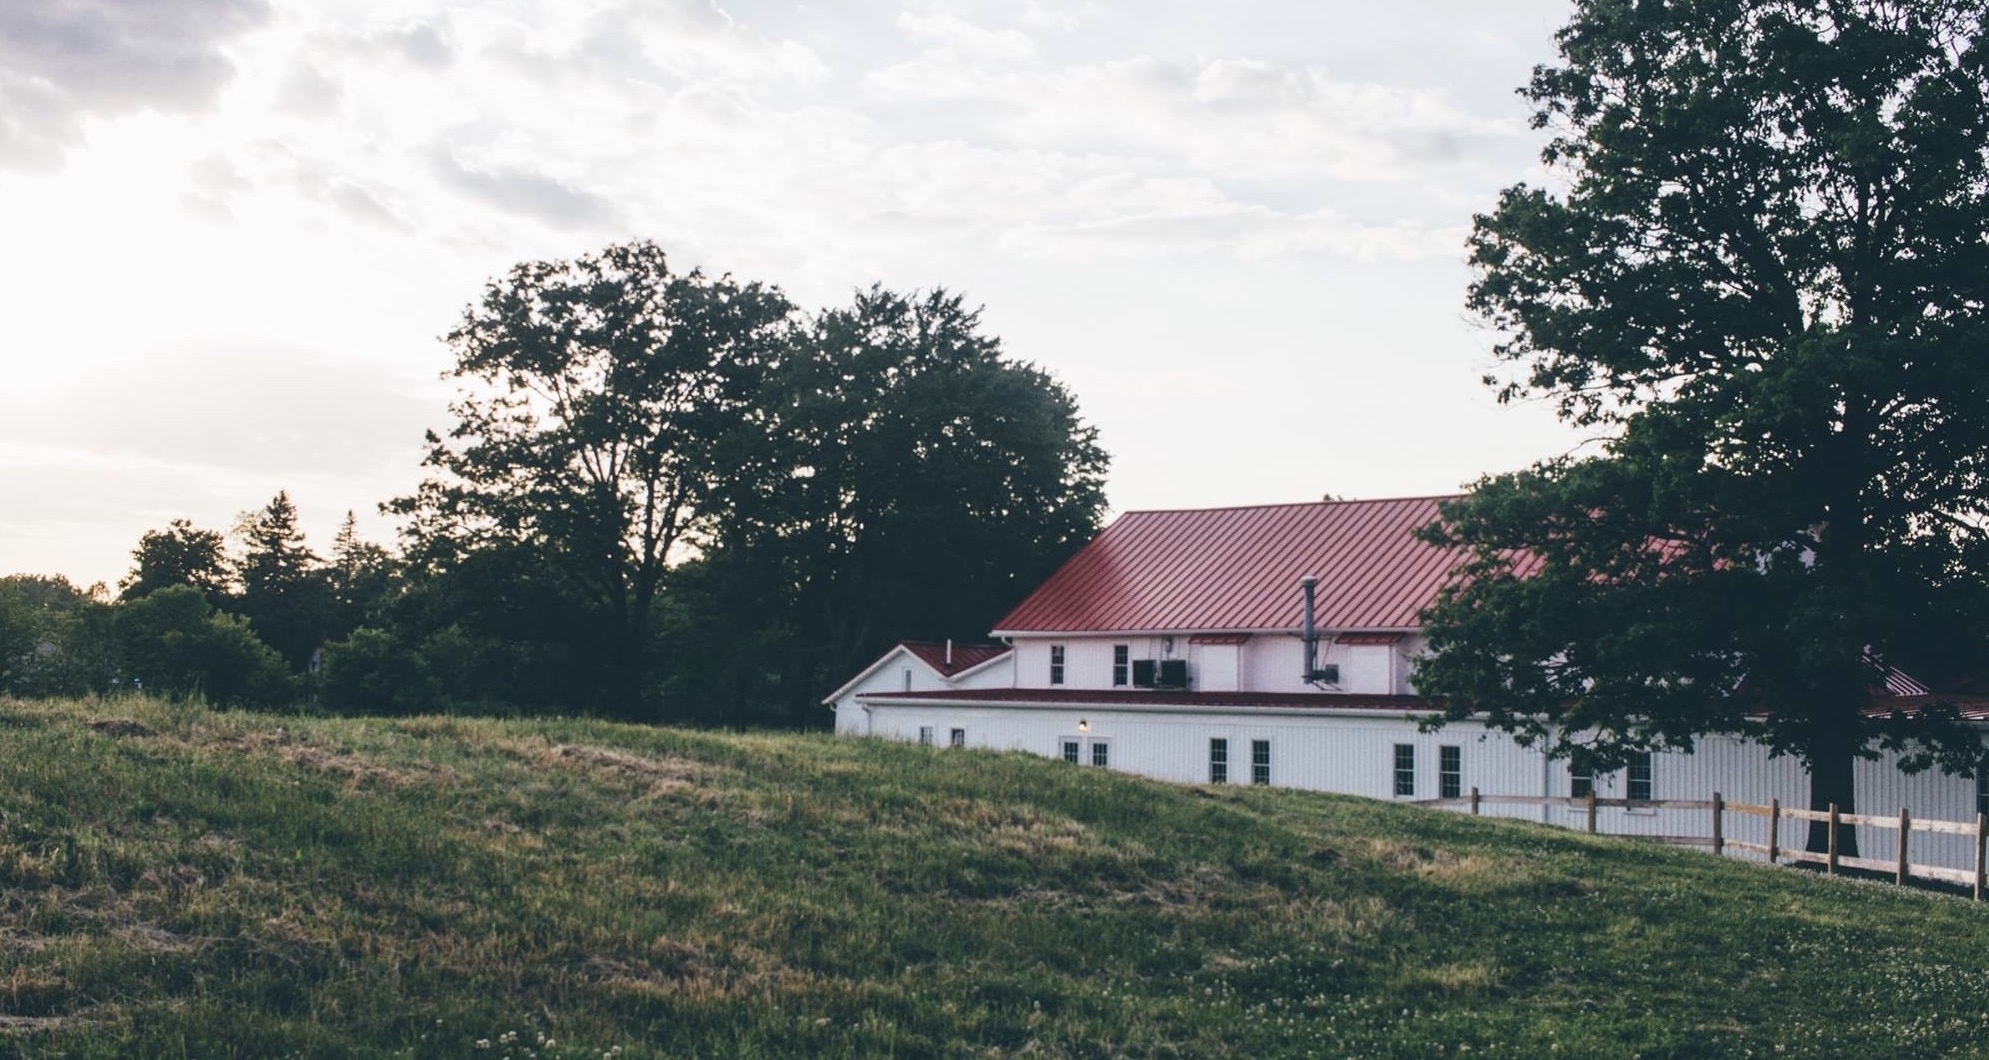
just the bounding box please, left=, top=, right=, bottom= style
left=234, top=492, right=335, bottom=671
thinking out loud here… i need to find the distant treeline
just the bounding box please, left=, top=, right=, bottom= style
left=0, top=242, right=1109, bottom=725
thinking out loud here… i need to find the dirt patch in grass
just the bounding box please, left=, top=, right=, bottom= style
left=497, top=738, right=705, bottom=794
left=205, top=730, right=460, bottom=789
left=86, top=718, right=155, bottom=739
left=0, top=1015, right=74, bottom=1034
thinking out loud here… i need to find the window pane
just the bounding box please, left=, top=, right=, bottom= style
left=950, top=728, right=966, bottom=749
left=1570, top=758, right=1593, bottom=799
left=919, top=726, right=933, bottom=746
left=1627, top=751, right=1653, bottom=801
left=1112, top=645, right=1129, bottom=686
left=1439, top=745, right=1461, bottom=799
left=1062, top=740, right=1080, bottom=763
left=1979, top=766, right=1989, bottom=818
left=1210, top=738, right=1228, bottom=784
left=1092, top=742, right=1109, bottom=767
left=1050, top=645, right=1065, bottom=685
left=1393, top=744, right=1415, bottom=797
left=1251, top=739, right=1270, bottom=786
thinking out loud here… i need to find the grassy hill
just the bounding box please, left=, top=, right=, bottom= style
left=3, top=698, right=1989, bottom=1059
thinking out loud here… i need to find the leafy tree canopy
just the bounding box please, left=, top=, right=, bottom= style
left=390, top=240, right=798, bottom=717
left=1417, top=0, right=1989, bottom=847
left=670, top=287, right=1109, bottom=722
left=121, top=518, right=230, bottom=603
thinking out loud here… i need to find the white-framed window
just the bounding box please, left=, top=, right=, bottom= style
left=1393, top=744, right=1415, bottom=797
left=1251, top=739, right=1271, bottom=786
left=1049, top=644, right=1065, bottom=685
left=1627, top=751, right=1653, bottom=802
left=902, top=667, right=913, bottom=692
left=949, top=728, right=966, bottom=749
left=1112, top=644, right=1129, bottom=686
left=1569, top=756, right=1594, bottom=799
left=1061, top=739, right=1081, bottom=764
left=918, top=726, right=933, bottom=746
left=1439, top=745, right=1462, bottom=800
left=1209, top=738, right=1229, bottom=784
left=1091, top=740, right=1110, bottom=768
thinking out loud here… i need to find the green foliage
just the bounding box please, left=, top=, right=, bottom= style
left=391, top=240, right=798, bottom=719
left=115, top=586, right=292, bottom=705
left=119, top=517, right=229, bottom=603
left=391, top=245, right=1108, bottom=725
left=1420, top=0, right=1989, bottom=828
left=668, top=287, right=1110, bottom=723
left=8, top=697, right=1989, bottom=1058
left=233, top=491, right=336, bottom=671
left=0, top=576, right=113, bottom=697
left=317, top=627, right=439, bottom=715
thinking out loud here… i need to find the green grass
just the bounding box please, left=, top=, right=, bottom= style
left=3, top=697, right=1989, bottom=1058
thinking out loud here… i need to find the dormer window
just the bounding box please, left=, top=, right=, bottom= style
left=1049, top=644, right=1066, bottom=685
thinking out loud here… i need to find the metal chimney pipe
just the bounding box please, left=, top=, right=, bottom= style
left=1301, top=575, right=1320, bottom=682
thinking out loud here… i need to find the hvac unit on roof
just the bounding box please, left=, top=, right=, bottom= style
left=1156, top=658, right=1189, bottom=689
left=1131, top=659, right=1158, bottom=688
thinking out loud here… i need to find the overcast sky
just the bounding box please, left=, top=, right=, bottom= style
left=0, top=0, right=1582, bottom=587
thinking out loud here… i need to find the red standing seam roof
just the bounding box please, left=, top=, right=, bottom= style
left=993, top=497, right=1467, bottom=634
left=899, top=641, right=1011, bottom=678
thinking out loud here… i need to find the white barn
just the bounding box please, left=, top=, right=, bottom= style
left=827, top=497, right=1989, bottom=868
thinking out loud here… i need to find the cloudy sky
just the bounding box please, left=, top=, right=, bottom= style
left=0, top=0, right=1582, bottom=587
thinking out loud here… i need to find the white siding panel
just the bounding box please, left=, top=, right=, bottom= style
left=851, top=701, right=1989, bottom=872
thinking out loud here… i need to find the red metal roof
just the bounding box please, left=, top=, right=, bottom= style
left=992, top=497, right=1464, bottom=634
left=859, top=688, right=1433, bottom=712
left=900, top=641, right=1010, bottom=678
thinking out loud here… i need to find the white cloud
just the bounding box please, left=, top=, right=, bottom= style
left=0, top=0, right=272, bottom=169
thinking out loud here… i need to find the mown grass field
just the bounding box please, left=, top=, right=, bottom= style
left=3, top=696, right=1989, bottom=1058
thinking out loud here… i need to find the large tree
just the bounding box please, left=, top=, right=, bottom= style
left=120, top=518, right=231, bottom=604
left=1417, top=0, right=1989, bottom=854
left=668, top=287, right=1111, bottom=722
left=234, top=491, right=335, bottom=671
left=390, top=240, right=795, bottom=717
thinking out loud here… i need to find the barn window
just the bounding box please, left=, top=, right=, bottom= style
left=1049, top=645, right=1066, bottom=685
left=949, top=728, right=966, bottom=749
left=902, top=667, right=913, bottom=692
left=1979, top=764, right=1989, bottom=818
left=1627, top=751, right=1653, bottom=802
left=1439, top=745, right=1462, bottom=799
left=1112, top=644, right=1129, bottom=686
left=1251, top=740, right=1271, bottom=786
left=1091, top=741, right=1110, bottom=767
left=1209, top=738, right=1229, bottom=784
left=1062, top=739, right=1080, bottom=764
left=1393, top=744, right=1415, bottom=797
left=918, top=726, right=933, bottom=746
left=1569, top=756, right=1593, bottom=799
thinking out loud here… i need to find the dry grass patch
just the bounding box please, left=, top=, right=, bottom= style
left=494, top=736, right=707, bottom=795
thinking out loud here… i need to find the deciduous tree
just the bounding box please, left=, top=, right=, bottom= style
left=1418, top=0, right=1989, bottom=854
left=390, top=240, right=796, bottom=717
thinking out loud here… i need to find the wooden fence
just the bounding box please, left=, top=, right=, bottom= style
left=1416, top=787, right=1989, bottom=900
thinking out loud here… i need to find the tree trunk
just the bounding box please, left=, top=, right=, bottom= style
left=1807, top=723, right=1859, bottom=858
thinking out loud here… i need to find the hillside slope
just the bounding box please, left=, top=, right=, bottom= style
left=2, top=697, right=1987, bottom=1058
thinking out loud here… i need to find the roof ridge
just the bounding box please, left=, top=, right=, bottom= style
left=1117, top=494, right=1462, bottom=516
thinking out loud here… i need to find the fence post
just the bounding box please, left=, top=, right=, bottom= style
left=1975, top=813, right=1985, bottom=903
left=1768, top=798, right=1780, bottom=864
left=1711, top=792, right=1724, bottom=856
left=1826, top=804, right=1839, bottom=876
left=1469, top=786, right=1481, bottom=815
left=1587, top=790, right=1598, bottom=834
left=1897, top=807, right=1911, bottom=886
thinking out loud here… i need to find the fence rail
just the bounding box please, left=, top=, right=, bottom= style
left=1415, top=787, right=1989, bottom=900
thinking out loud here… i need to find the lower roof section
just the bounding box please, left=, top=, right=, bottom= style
left=855, top=687, right=1433, bottom=712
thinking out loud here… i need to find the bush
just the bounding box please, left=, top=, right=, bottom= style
left=115, top=586, right=292, bottom=705
left=318, top=628, right=440, bottom=715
